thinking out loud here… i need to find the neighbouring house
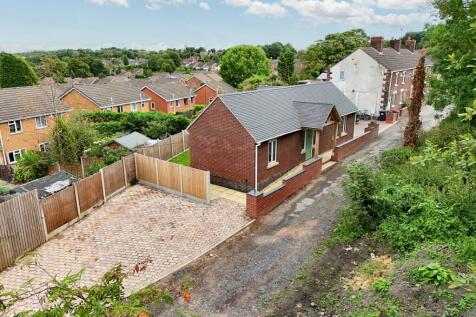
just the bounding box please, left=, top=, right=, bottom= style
left=59, top=82, right=151, bottom=113
left=330, top=37, right=433, bottom=117
left=186, top=72, right=224, bottom=90
left=0, top=85, right=71, bottom=166
left=10, top=171, right=78, bottom=198
left=106, top=131, right=151, bottom=151
left=194, top=81, right=235, bottom=105
left=188, top=82, right=358, bottom=193
left=141, top=82, right=196, bottom=113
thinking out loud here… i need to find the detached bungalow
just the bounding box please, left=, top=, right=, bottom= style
left=0, top=85, right=70, bottom=165
left=141, top=82, right=195, bottom=113
left=188, top=82, right=358, bottom=192
left=194, top=81, right=235, bottom=105
left=59, top=83, right=151, bottom=113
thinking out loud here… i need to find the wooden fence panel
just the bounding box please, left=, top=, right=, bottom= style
left=103, top=161, right=126, bottom=197
left=183, top=132, right=189, bottom=149
left=123, top=154, right=136, bottom=183
left=60, top=163, right=83, bottom=178
left=76, top=173, right=103, bottom=213
left=182, top=166, right=209, bottom=201
left=171, top=133, right=184, bottom=157
left=157, top=160, right=181, bottom=192
left=158, top=142, right=172, bottom=160
left=41, top=186, right=78, bottom=234
left=135, top=154, right=157, bottom=185
left=0, top=190, right=46, bottom=271
left=81, top=157, right=104, bottom=177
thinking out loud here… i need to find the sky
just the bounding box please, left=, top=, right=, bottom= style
left=0, top=0, right=436, bottom=53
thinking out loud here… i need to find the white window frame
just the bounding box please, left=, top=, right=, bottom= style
left=130, top=103, right=137, bottom=112
left=339, top=70, right=345, bottom=81
left=39, top=142, right=49, bottom=152
left=151, top=102, right=156, bottom=110
left=340, top=116, right=348, bottom=134
left=35, top=116, right=48, bottom=129
left=402, top=71, right=406, bottom=84
left=118, top=105, right=124, bottom=113
left=268, top=139, right=278, bottom=165
left=8, top=120, right=22, bottom=134
left=8, top=149, right=25, bottom=164
left=175, top=100, right=180, bottom=107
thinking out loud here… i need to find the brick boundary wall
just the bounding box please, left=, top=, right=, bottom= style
left=246, top=157, right=322, bottom=218
left=332, top=122, right=379, bottom=162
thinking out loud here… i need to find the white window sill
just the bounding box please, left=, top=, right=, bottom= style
left=300, top=148, right=306, bottom=154
left=36, top=126, right=48, bottom=129
left=9, top=131, right=22, bottom=135
left=267, top=161, right=279, bottom=169
left=338, top=132, right=348, bottom=138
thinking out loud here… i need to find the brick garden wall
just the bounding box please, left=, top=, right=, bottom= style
left=332, top=122, right=379, bottom=161
left=246, top=158, right=322, bottom=218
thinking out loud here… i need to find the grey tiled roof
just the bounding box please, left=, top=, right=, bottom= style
left=361, top=47, right=434, bottom=71
left=114, top=131, right=151, bottom=150
left=12, top=171, right=79, bottom=198
left=0, top=85, right=70, bottom=123
left=293, top=102, right=336, bottom=130
left=218, top=82, right=358, bottom=143
left=204, top=81, right=236, bottom=94
left=61, top=83, right=150, bottom=108
left=142, top=82, right=194, bottom=101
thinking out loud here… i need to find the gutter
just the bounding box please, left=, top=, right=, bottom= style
left=254, top=142, right=260, bottom=193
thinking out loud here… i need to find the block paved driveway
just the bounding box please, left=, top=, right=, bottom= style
left=0, top=185, right=251, bottom=314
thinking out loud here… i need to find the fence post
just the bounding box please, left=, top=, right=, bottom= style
left=182, top=130, right=185, bottom=150
left=155, top=159, right=159, bottom=185
left=35, top=189, right=49, bottom=241
left=170, top=136, right=174, bottom=157
left=122, top=158, right=128, bottom=187
left=134, top=153, right=138, bottom=179
left=158, top=142, right=162, bottom=160
left=179, top=165, right=183, bottom=195
left=80, top=157, right=85, bottom=178
left=56, top=162, right=61, bottom=173
left=73, top=183, right=81, bottom=218
left=100, top=169, right=107, bottom=202
left=206, top=171, right=211, bottom=204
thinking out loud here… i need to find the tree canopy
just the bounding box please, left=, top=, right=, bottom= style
left=67, top=57, right=92, bottom=78
left=278, top=47, right=297, bottom=84
left=0, top=52, right=39, bottom=88
left=36, top=57, right=68, bottom=83
left=219, top=45, right=271, bottom=87
left=261, top=42, right=296, bottom=59
left=301, top=29, right=368, bottom=79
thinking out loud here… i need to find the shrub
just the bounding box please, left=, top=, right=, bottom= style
left=379, top=147, right=413, bottom=169
left=88, top=161, right=105, bottom=175
left=13, top=151, right=50, bottom=183
left=411, top=263, right=463, bottom=287
left=452, top=236, right=476, bottom=265
left=373, top=278, right=391, bottom=294
left=103, top=147, right=129, bottom=165
left=143, top=120, right=169, bottom=139
left=95, top=121, right=123, bottom=135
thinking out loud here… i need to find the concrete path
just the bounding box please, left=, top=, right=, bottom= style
left=0, top=185, right=251, bottom=315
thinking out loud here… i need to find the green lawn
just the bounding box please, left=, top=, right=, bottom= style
left=169, top=150, right=190, bottom=166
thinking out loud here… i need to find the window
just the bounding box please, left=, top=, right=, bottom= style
left=131, top=103, right=137, bottom=112
left=118, top=105, right=124, bottom=113
left=402, top=71, right=406, bottom=84
left=191, top=97, right=194, bottom=104
left=39, top=142, right=49, bottom=152
left=268, top=139, right=277, bottom=164
left=339, top=70, right=345, bottom=81
left=8, top=149, right=24, bottom=164
left=141, top=101, right=145, bottom=109
left=400, top=89, right=404, bottom=104
left=184, top=98, right=188, bottom=105
left=175, top=100, right=180, bottom=107
left=209, top=97, right=213, bottom=104
left=8, top=120, right=22, bottom=133
left=151, top=102, right=156, bottom=110
left=340, top=116, right=348, bottom=134
left=35, top=116, right=47, bottom=128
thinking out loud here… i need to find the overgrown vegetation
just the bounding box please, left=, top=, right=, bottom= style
left=12, top=151, right=51, bottom=183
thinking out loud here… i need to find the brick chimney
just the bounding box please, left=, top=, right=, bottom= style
left=370, top=36, right=384, bottom=53
left=405, top=37, right=416, bottom=52
left=390, top=39, right=401, bottom=52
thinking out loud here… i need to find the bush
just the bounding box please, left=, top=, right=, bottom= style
left=88, top=161, right=105, bottom=175
left=379, top=147, right=413, bottom=169
left=13, top=151, right=50, bottom=183
left=373, top=278, right=391, bottom=294
left=95, top=121, right=123, bottom=135
left=103, top=147, right=129, bottom=165
left=411, top=263, right=463, bottom=287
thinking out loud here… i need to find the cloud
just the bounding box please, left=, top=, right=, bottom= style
left=145, top=0, right=185, bottom=10
left=224, top=0, right=287, bottom=17
left=88, top=0, right=129, bottom=7
left=281, top=0, right=430, bottom=26
left=376, top=0, right=428, bottom=9
left=199, top=2, right=210, bottom=10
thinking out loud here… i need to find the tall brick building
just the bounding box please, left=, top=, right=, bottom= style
left=188, top=82, right=358, bottom=192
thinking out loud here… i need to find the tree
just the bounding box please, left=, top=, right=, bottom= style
left=220, top=45, right=271, bottom=87
left=277, top=47, right=297, bottom=84
left=404, top=56, right=426, bottom=147
left=147, top=53, right=160, bottom=71
left=400, top=30, right=428, bottom=49
left=239, top=74, right=285, bottom=91
left=426, top=0, right=476, bottom=112
left=301, top=29, right=368, bottom=79
left=122, top=54, right=129, bottom=66
left=36, top=57, right=68, bottom=83
left=0, top=52, right=39, bottom=88
left=67, top=58, right=92, bottom=78
left=159, top=58, right=176, bottom=74
left=87, top=58, right=109, bottom=77
left=13, top=151, right=51, bottom=183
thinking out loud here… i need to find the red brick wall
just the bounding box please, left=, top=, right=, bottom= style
left=188, top=98, right=255, bottom=191
left=257, top=131, right=305, bottom=190
left=187, top=77, right=203, bottom=90
left=141, top=87, right=196, bottom=113
left=195, top=85, right=217, bottom=105
left=337, top=113, right=355, bottom=145
left=246, top=158, right=322, bottom=218
left=319, top=124, right=336, bottom=153
left=332, top=122, right=379, bottom=161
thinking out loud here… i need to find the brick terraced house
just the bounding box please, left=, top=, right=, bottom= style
left=59, top=82, right=151, bottom=113
left=0, top=85, right=70, bottom=165
left=186, top=72, right=223, bottom=90
left=141, top=82, right=196, bottom=113
left=330, top=37, right=433, bottom=117
left=188, top=82, right=358, bottom=193
left=194, top=81, right=235, bottom=105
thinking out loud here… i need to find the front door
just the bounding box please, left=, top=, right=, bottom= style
left=305, top=129, right=314, bottom=160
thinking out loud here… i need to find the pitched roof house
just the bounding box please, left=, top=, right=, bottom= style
left=0, top=85, right=70, bottom=165
left=330, top=37, right=433, bottom=116
left=141, top=82, right=196, bottom=113
left=188, top=82, right=358, bottom=192
left=59, top=82, right=151, bottom=113
left=194, top=80, right=235, bottom=105
left=186, top=72, right=223, bottom=90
